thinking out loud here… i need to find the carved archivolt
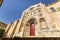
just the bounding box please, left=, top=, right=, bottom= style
left=26, top=18, right=37, bottom=26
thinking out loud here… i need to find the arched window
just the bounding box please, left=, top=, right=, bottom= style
left=40, top=18, right=49, bottom=29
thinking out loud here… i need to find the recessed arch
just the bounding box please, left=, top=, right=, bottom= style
left=40, top=18, right=45, bottom=22
left=26, top=18, right=37, bottom=26
left=39, top=18, right=49, bottom=29
left=26, top=18, right=37, bottom=36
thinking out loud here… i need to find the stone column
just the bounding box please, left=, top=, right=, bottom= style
left=35, top=16, right=40, bottom=36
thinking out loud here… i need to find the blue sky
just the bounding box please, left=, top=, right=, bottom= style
left=0, top=0, right=56, bottom=24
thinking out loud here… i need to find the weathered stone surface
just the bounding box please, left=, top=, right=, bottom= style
left=4, top=1, right=60, bottom=38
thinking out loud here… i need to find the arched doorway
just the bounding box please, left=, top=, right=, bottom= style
left=27, top=18, right=36, bottom=36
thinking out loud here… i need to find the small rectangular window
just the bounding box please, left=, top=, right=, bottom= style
left=50, top=7, right=56, bottom=12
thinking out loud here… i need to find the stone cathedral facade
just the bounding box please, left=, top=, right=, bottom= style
left=4, top=0, right=60, bottom=38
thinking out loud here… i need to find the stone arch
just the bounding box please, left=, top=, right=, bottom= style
left=24, top=18, right=37, bottom=36
left=39, top=18, right=49, bottom=29
left=26, top=18, right=37, bottom=26
left=27, top=18, right=36, bottom=36
left=39, top=18, right=45, bottom=22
